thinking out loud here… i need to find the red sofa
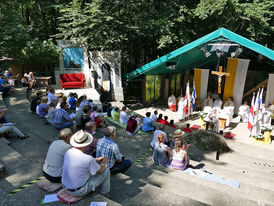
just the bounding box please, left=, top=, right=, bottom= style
left=59, top=73, right=85, bottom=89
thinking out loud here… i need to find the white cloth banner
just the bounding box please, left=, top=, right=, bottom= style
left=200, top=69, right=209, bottom=102
left=233, top=59, right=250, bottom=114
left=265, top=73, right=274, bottom=107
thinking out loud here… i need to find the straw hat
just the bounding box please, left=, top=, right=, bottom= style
left=70, top=130, right=93, bottom=148
left=173, top=129, right=185, bottom=138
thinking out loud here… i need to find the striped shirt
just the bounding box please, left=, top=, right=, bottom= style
left=96, top=136, right=123, bottom=168
left=171, top=149, right=188, bottom=170
left=54, top=108, right=70, bottom=124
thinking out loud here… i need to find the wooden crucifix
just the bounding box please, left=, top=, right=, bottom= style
left=211, top=66, right=230, bottom=94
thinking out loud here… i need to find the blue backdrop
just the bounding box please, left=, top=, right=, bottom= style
left=63, top=47, right=84, bottom=68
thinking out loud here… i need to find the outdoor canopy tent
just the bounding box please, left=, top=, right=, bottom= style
left=124, top=28, right=274, bottom=81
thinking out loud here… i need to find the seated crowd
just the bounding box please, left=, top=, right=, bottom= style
left=43, top=125, right=132, bottom=198
left=31, top=88, right=194, bottom=199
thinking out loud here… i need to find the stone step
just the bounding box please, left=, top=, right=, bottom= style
left=224, top=134, right=274, bottom=158
left=190, top=159, right=274, bottom=193
left=0, top=139, right=43, bottom=193
left=0, top=187, right=24, bottom=206
left=123, top=182, right=208, bottom=206
left=218, top=151, right=274, bottom=172
left=202, top=152, right=274, bottom=179
left=11, top=183, right=121, bottom=206
left=125, top=161, right=272, bottom=206
left=217, top=140, right=274, bottom=167
left=112, top=173, right=208, bottom=206
left=186, top=145, right=274, bottom=180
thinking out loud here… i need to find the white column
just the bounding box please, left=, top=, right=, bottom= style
left=265, top=73, right=274, bottom=106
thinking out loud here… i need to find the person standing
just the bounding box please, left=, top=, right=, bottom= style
left=178, top=97, right=185, bottom=122
left=238, top=101, right=250, bottom=123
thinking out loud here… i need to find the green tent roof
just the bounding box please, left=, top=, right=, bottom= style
left=125, top=28, right=274, bottom=81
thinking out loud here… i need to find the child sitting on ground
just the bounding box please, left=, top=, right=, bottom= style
left=169, top=120, right=175, bottom=128
left=38, top=97, right=49, bottom=119
left=79, top=106, right=91, bottom=130
left=36, top=100, right=41, bottom=116
left=68, top=92, right=77, bottom=110
left=156, top=114, right=164, bottom=124
left=153, top=133, right=170, bottom=166
left=152, top=110, right=158, bottom=121
left=183, top=123, right=192, bottom=133
left=90, top=106, right=99, bottom=122
left=171, top=139, right=190, bottom=170
left=95, top=114, right=106, bottom=128
left=113, top=107, right=120, bottom=122
left=162, top=116, right=169, bottom=126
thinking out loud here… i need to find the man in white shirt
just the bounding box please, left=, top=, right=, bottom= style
left=62, top=130, right=110, bottom=197
left=151, top=126, right=168, bottom=148
left=47, top=88, right=58, bottom=104
left=213, top=97, right=223, bottom=109
left=238, top=101, right=250, bottom=123
left=119, top=106, right=128, bottom=125
left=43, top=128, right=72, bottom=183
left=178, top=97, right=186, bottom=121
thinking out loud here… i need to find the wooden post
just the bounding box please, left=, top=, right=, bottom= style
left=216, top=150, right=220, bottom=160
left=182, top=71, right=189, bottom=94
left=142, top=76, right=146, bottom=104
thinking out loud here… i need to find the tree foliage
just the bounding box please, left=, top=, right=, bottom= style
left=0, top=0, right=273, bottom=72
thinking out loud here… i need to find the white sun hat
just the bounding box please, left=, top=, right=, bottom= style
left=70, top=130, right=93, bottom=148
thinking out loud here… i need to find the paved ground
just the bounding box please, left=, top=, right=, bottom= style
left=0, top=88, right=274, bottom=206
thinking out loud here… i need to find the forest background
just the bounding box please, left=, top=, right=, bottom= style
left=0, top=0, right=273, bottom=76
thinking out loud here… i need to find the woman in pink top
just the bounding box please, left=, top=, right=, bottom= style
left=171, top=139, right=189, bottom=170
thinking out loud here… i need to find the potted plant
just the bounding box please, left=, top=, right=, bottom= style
left=261, top=124, right=273, bottom=144
left=254, top=133, right=264, bottom=141
left=198, top=111, right=207, bottom=129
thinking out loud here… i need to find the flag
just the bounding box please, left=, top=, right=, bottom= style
left=248, top=93, right=255, bottom=130
left=254, top=88, right=260, bottom=112
left=184, top=82, right=190, bottom=115
left=191, top=80, right=196, bottom=108
left=259, top=87, right=264, bottom=110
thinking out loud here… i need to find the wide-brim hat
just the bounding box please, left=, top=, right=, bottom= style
left=70, top=130, right=93, bottom=148
left=173, top=129, right=185, bottom=138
